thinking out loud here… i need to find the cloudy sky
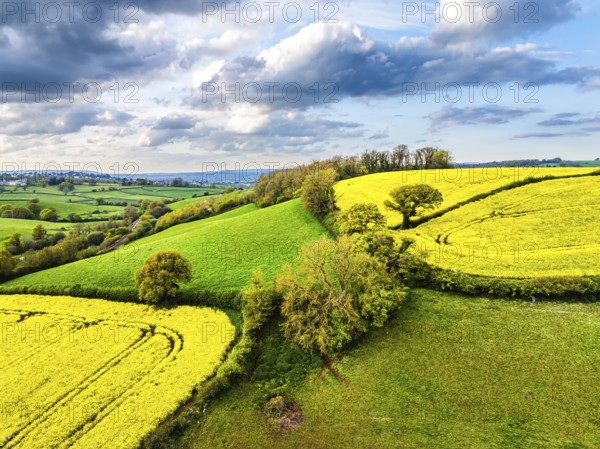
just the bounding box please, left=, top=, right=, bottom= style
left=1, top=0, right=599, bottom=173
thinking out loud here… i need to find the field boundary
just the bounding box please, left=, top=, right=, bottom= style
left=0, top=285, right=243, bottom=310
left=420, top=264, right=600, bottom=301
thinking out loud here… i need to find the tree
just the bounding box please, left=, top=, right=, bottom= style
left=301, top=168, right=337, bottom=219
left=95, top=197, right=105, bottom=206
left=40, top=208, right=58, bottom=221
left=123, top=205, right=139, bottom=225
left=277, top=236, right=406, bottom=355
left=430, top=150, right=453, bottom=169
left=66, top=213, right=82, bottom=222
left=5, top=233, right=22, bottom=255
left=384, top=184, right=443, bottom=229
left=0, top=250, right=15, bottom=277
left=37, top=179, right=48, bottom=188
left=147, top=201, right=171, bottom=219
left=32, top=224, right=48, bottom=241
left=0, top=204, right=13, bottom=218
left=87, top=232, right=105, bottom=246
left=242, top=270, right=277, bottom=335
left=28, top=201, right=42, bottom=218
left=134, top=250, right=192, bottom=305
left=170, top=177, right=188, bottom=187
left=11, top=207, right=34, bottom=220
left=58, top=181, right=74, bottom=195
left=338, top=203, right=386, bottom=235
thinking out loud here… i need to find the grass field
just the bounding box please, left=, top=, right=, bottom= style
left=408, top=175, right=600, bottom=277
left=335, top=167, right=598, bottom=228
left=0, top=185, right=223, bottom=220
left=0, top=294, right=235, bottom=449
left=0, top=218, right=76, bottom=244
left=186, top=289, right=600, bottom=449
left=169, top=196, right=213, bottom=211
left=6, top=199, right=327, bottom=292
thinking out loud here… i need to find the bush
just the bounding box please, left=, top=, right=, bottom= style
left=242, top=270, right=278, bottom=335
left=406, top=263, right=600, bottom=300
left=155, top=190, right=253, bottom=232
left=11, top=207, right=34, bottom=220
left=87, top=232, right=106, bottom=246
left=277, top=236, right=407, bottom=355
left=40, top=208, right=58, bottom=221
left=134, top=251, right=192, bottom=305
left=338, top=202, right=386, bottom=235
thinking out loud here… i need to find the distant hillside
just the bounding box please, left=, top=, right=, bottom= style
left=456, top=158, right=600, bottom=168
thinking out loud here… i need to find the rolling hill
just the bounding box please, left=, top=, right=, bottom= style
left=335, top=167, right=598, bottom=228
left=6, top=199, right=327, bottom=292
left=335, top=167, right=599, bottom=278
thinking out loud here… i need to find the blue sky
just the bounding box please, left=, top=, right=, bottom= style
left=0, top=0, right=599, bottom=172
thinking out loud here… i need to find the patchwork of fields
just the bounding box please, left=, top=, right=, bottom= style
left=6, top=199, right=327, bottom=292
left=0, top=295, right=234, bottom=449
left=0, top=185, right=222, bottom=221
left=1, top=167, right=598, bottom=448
left=0, top=218, right=76, bottom=244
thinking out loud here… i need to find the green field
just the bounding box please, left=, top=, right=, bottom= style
left=186, top=289, right=600, bottom=449
left=0, top=185, right=223, bottom=220
left=0, top=294, right=234, bottom=449
left=335, top=167, right=598, bottom=228
left=7, top=200, right=326, bottom=292
left=0, top=218, right=76, bottom=244
left=169, top=196, right=212, bottom=211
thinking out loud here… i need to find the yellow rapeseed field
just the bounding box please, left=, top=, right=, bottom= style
left=336, top=168, right=599, bottom=278
left=0, top=295, right=235, bottom=449
left=406, top=175, right=600, bottom=277
left=335, top=167, right=598, bottom=228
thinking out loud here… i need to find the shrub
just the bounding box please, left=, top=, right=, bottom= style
left=338, top=202, right=386, bottom=235
left=11, top=207, right=34, bottom=220
left=40, top=208, right=58, bottom=221
left=277, top=236, right=407, bottom=355
left=300, top=168, right=337, bottom=219
left=87, top=232, right=106, bottom=246
left=134, top=251, right=192, bottom=305
left=242, top=270, right=278, bottom=335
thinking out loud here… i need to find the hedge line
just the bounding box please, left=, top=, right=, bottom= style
left=0, top=285, right=243, bottom=310
left=142, top=288, right=277, bottom=448
left=425, top=267, right=600, bottom=301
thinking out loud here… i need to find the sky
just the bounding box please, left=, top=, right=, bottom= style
left=0, top=0, right=599, bottom=174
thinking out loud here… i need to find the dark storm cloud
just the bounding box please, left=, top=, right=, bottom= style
left=0, top=0, right=227, bottom=89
